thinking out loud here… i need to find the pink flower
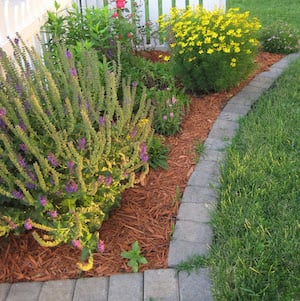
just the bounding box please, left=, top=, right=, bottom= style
left=163, top=115, right=168, bottom=121
left=170, top=112, right=174, bottom=118
left=116, top=0, right=126, bottom=9
left=97, top=240, right=105, bottom=253
left=172, top=96, right=177, bottom=104
left=127, top=32, right=134, bottom=39
left=72, top=239, right=82, bottom=250
left=48, top=210, right=58, bottom=219
left=39, top=195, right=47, bottom=206
left=24, top=218, right=33, bottom=230
left=112, top=12, right=119, bottom=18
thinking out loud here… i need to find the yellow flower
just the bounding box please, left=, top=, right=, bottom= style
left=234, top=47, right=241, bottom=53
left=138, top=119, right=149, bottom=127
left=204, top=37, right=211, bottom=44
left=163, top=56, right=170, bottom=62
left=198, top=49, right=204, bottom=55
left=207, top=48, right=214, bottom=54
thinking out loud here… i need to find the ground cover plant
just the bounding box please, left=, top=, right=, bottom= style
left=0, top=38, right=153, bottom=270
left=210, top=55, right=300, bottom=300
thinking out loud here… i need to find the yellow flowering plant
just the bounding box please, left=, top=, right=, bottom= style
left=159, top=6, right=261, bottom=93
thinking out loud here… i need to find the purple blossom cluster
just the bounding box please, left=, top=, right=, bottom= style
left=47, top=152, right=59, bottom=167
left=65, top=180, right=78, bottom=193
left=139, top=142, right=149, bottom=162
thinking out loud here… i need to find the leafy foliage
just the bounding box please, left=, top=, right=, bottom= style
left=159, top=6, right=261, bottom=93
left=0, top=37, right=153, bottom=270
left=259, top=20, right=300, bottom=54
left=121, top=241, right=148, bottom=272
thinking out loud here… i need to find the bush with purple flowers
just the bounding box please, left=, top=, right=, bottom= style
left=0, top=37, right=153, bottom=270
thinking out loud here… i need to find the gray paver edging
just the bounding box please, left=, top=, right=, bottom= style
left=1, top=53, right=299, bottom=301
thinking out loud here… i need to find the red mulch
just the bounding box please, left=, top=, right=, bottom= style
left=0, top=51, right=284, bottom=283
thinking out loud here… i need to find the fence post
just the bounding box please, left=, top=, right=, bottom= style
left=203, top=0, right=226, bottom=12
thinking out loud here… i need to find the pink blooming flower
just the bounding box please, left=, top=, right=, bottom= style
left=170, top=112, right=174, bottom=118
left=112, top=12, right=119, bottom=18
left=127, top=32, right=134, bottom=39
left=97, top=175, right=105, bottom=185
left=24, top=218, right=32, bottom=230
left=97, top=240, right=105, bottom=252
left=172, top=96, right=177, bottom=104
left=39, top=195, right=47, bottom=206
left=0, top=107, right=7, bottom=117
left=116, top=0, right=126, bottom=9
left=48, top=210, right=58, bottom=219
left=72, top=239, right=82, bottom=250
left=163, top=115, right=168, bottom=121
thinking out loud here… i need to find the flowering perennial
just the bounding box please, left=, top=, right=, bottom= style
left=159, top=6, right=261, bottom=92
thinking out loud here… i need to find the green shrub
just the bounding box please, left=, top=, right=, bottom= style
left=259, top=20, right=300, bottom=54
left=159, top=6, right=261, bottom=93
left=43, top=1, right=137, bottom=62
left=148, top=135, right=169, bottom=170
left=150, top=89, right=190, bottom=136
left=0, top=37, right=153, bottom=271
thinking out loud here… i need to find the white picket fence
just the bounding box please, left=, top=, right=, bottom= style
left=0, top=0, right=72, bottom=56
left=0, top=0, right=226, bottom=55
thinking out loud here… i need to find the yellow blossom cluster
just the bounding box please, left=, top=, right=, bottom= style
left=159, top=6, right=261, bottom=67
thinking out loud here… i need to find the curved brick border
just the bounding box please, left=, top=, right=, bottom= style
left=1, top=53, right=299, bottom=301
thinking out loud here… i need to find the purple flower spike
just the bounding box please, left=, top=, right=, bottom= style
left=14, top=38, right=19, bottom=45
left=67, top=160, right=75, bottom=174
left=24, top=218, right=32, bottom=230
left=47, top=152, right=59, bottom=167
left=130, top=128, right=137, bottom=138
left=105, top=175, right=113, bottom=186
left=39, top=195, right=47, bottom=206
left=97, top=240, right=105, bottom=253
left=17, top=155, right=26, bottom=168
left=65, top=180, right=78, bottom=193
left=12, top=189, right=24, bottom=200
left=20, top=143, right=27, bottom=153
left=139, top=142, right=149, bottom=162
left=77, top=138, right=86, bottom=150
left=99, top=116, right=105, bottom=126
left=65, top=50, right=72, bottom=59
left=70, top=67, right=77, bottom=77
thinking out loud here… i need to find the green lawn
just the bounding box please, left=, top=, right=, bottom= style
left=206, top=1, right=300, bottom=300
left=227, top=0, right=300, bottom=29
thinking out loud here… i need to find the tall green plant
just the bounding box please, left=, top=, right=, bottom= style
left=0, top=37, right=153, bottom=270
